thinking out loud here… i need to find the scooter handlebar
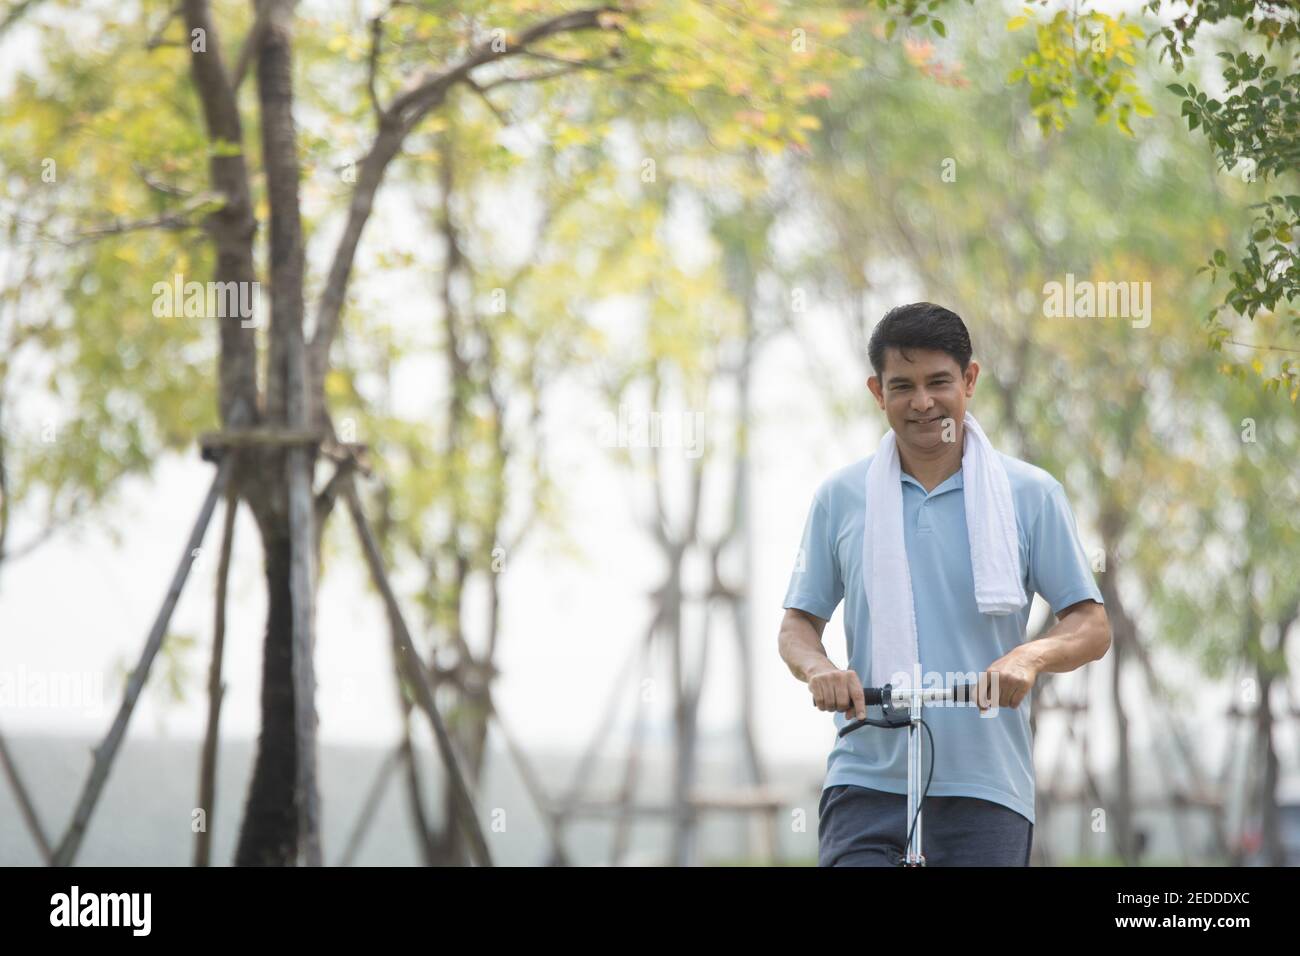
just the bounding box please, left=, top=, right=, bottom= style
left=836, top=679, right=984, bottom=738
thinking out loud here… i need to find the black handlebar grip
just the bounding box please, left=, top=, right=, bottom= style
left=951, top=680, right=979, bottom=704
left=837, top=681, right=983, bottom=738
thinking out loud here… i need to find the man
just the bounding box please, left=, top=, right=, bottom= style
left=778, top=302, right=1111, bottom=866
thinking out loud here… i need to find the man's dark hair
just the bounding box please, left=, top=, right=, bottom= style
left=867, top=302, right=973, bottom=378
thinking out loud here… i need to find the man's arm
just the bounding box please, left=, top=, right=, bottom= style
left=778, top=606, right=830, bottom=680
left=987, top=478, right=1111, bottom=710
left=984, top=600, right=1111, bottom=709
left=1024, top=599, right=1112, bottom=674
left=779, top=607, right=866, bottom=719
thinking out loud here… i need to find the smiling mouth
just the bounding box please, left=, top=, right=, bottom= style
left=910, top=415, right=945, bottom=425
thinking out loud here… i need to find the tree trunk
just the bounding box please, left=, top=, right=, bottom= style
left=234, top=495, right=299, bottom=866
left=1097, top=571, right=1136, bottom=864
left=233, top=0, right=322, bottom=866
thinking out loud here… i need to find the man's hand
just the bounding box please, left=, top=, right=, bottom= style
left=978, top=600, right=1110, bottom=711
left=980, top=646, right=1041, bottom=711
left=807, top=662, right=867, bottom=720
left=777, top=608, right=865, bottom=719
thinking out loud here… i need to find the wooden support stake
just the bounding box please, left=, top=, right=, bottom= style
left=287, top=437, right=322, bottom=866
left=0, top=728, right=53, bottom=863
left=342, top=474, right=493, bottom=867
left=194, top=481, right=238, bottom=866
left=51, top=456, right=233, bottom=866
left=337, top=743, right=403, bottom=867
left=481, top=690, right=572, bottom=866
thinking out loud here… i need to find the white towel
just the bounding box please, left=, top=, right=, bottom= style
left=863, top=411, right=1026, bottom=691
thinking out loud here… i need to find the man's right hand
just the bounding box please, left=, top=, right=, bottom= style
left=807, top=663, right=866, bottom=720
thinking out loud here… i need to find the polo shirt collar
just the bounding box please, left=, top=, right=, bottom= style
left=900, top=465, right=964, bottom=497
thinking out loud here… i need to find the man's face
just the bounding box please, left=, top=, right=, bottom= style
left=867, top=347, right=979, bottom=452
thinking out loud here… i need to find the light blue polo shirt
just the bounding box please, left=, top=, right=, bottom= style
left=783, top=450, right=1104, bottom=824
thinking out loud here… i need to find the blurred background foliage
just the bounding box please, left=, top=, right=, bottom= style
left=0, top=0, right=1297, bottom=865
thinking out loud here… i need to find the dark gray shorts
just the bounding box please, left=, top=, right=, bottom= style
left=818, top=784, right=1033, bottom=867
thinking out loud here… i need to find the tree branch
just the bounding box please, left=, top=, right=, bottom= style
left=385, top=6, right=618, bottom=122
left=464, top=76, right=510, bottom=125
left=1223, top=338, right=1300, bottom=354
left=306, top=4, right=624, bottom=431
left=477, top=63, right=589, bottom=91
left=366, top=8, right=386, bottom=117
left=182, top=0, right=261, bottom=427
left=232, top=0, right=270, bottom=92
left=145, top=3, right=184, bottom=51
left=55, top=192, right=222, bottom=245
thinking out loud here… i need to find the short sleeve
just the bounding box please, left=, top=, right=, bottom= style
left=1028, top=482, right=1104, bottom=614
left=782, top=488, right=844, bottom=622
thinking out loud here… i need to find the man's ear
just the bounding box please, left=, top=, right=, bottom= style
left=867, top=375, right=885, bottom=407
left=963, top=360, right=980, bottom=396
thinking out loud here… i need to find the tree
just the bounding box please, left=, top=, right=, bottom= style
left=1, top=0, right=854, bottom=864
left=789, top=5, right=1297, bottom=862
left=1005, top=0, right=1300, bottom=396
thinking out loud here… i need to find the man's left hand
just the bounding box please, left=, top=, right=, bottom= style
left=979, top=648, right=1040, bottom=711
